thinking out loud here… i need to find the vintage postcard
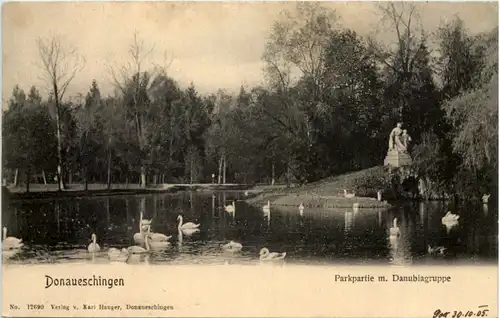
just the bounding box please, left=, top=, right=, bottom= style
left=1, top=1, right=498, bottom=317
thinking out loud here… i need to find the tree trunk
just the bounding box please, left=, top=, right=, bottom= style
left=14, top=168, right=18, bottom=186
left=55, top=102, right=64, bottom=191
left=68, top=170, right=73, bottom=186
left=106, top=198, right=110, bottom=223
left=271, top=162, right=275, bottom=186
left=190, top=157, right=193, bottom=184
left=140, top=165, right=147, bottom=188
left=84, top=166, right=88, bottom=191
left=107, top=150, right=112, bottom=190
left=218, top=155, right=223, bottom=184
left=26, top=167, right=31, bottom=193
left=286, top=159, right=290, bottom=188
left=42, top=170, right=48, bottom=185
left=222, top=154, right=226, bottom=184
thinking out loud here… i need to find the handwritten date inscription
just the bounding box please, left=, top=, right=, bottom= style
left=433, top=305, right=489, bottom=318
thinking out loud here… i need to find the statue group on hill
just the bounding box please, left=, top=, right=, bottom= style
left=388, top=122, right=411, bottom=153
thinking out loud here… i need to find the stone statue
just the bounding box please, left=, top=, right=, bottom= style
left=388, top=122, right=406, bottom=152
left=401, top=129, right=412, bottom=152
left=384, top=122, right=413, bottom=167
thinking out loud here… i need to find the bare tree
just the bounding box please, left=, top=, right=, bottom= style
left=370, top=3, right=424, bottom=120
left=37, top=35, right=85, bottom=191
left=108, top=31, right=171, bottom=188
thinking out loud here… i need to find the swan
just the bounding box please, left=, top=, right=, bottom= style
left=144, top=225, right=172, bottom=242
left=221, top=240, right=243, bottom=252
left=108, top=248, right=129, bottom=261
left=344, top=189, right=355, bottom=198
left=179, top=228, right=200, bottom=236
left=87, top=233, right=101, bottom=253
left=377, top=190, right=382, bottom=201
left=177, top=215, right=200, bottom=230
left=224, top=201, right=235, bottom=213
left=389, top=218, right=401, bottom=237
left=127, top=245, right=148, bottom=254
left=428, top=245, right=446, bottom=255
left=441, top=212, right=459, bottom=233
left=441, top=211, right=459, bottom=224
left=259, top=247, right=286, bottom=261
left=244, top=191, right=249, bottom=196
left=298, top=202, right=304, bottom=215
left=482, top=194, right=491, bottom=204
left=263, top=201, right=271, bottom=213
left=133, top=224, right=149, bottom=245
left=145, top=233, right=170, bottom=250
left=2, top=227, right=23, bottom=250
left=352, top=202, right=360, bottom=213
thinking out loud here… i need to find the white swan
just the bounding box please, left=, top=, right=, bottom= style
left=482, top=194, right=491, bottom=204
left=298, top=202, right=304, bottom=215
left=127, top=245, right=148, bottom=254
left=108, top=248, right=129, bottom=261
left=259, top=247, right=286, bottom=261
left=344, top=189, right=355, bottom=198
left=262, top=201, right=271, bottom=213
left=2, top=227, right=23, bottom=250
left=389, top=218, right=401, bottom=237
left=225, top=201, right=236, bottom=213
left=221, top=240, right=243, bottom=252
left=177, top=215, right=200, bottom=230
left=377, top=190, right=382, bottom=201
left=441, top=211, right=459, bottom=234
left=144, top=225, right=172, bottom=242
left=146, top=233, right=170, bottom=250
left=441, top=211, right=459, bottom=224
left=428, top=245, right=446, bottom=255
left=87, top=233, right=101, bottom=253
left=133, top=224, right=149, bottom=245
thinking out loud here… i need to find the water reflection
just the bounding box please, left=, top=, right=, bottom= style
left=1, top=192, right=497, bottom=266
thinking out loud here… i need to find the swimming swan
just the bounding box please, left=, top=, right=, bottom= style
left=224, top=201, right=235, bottom=213
left=427, top=245, right=446, bottom=255
left=87, top=233, right=101, bottom=253
left=441, top=211, right=459, bottom=224
left=177, top=215, right=200, bottom=230
left=144, top=225, right=172, bottom=242
left=145, top=233, right=170, bottom=250
left=2, top=227, right=23, bottom=250
left=482, top=194, right=491, bottom=204
left=344, top=189, right=356, bottom=198
left=389, top=218, right=401, bottom=237
left=221, top=240, right=243, bottom=252
left=259, top=247, right=286, bottom=261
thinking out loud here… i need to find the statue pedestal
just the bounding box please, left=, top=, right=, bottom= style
left=384, top=149, right=412, bottom=167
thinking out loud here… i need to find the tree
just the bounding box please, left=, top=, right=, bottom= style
left=37, top=35, right=85, bottom=190
left=109, top=32, right=171, bottom=188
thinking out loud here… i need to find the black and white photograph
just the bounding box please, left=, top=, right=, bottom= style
left=1, top=1, right=498, bottom=317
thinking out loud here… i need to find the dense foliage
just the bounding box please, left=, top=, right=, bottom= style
left=2, top=4, right=497, bottom=199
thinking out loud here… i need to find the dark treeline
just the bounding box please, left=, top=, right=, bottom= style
left=2, top=3, right=497, bottom=199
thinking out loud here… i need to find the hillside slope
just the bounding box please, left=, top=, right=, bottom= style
left=246, top=166, right=392, bottom=208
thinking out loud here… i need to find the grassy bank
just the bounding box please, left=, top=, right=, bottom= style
left=246, top=166, right=392, bottom=209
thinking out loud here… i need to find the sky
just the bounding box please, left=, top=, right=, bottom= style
left=2, top=1, right=498, bottom=106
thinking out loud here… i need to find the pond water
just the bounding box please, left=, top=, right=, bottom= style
left=2, top=191, right=497, bottom=266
